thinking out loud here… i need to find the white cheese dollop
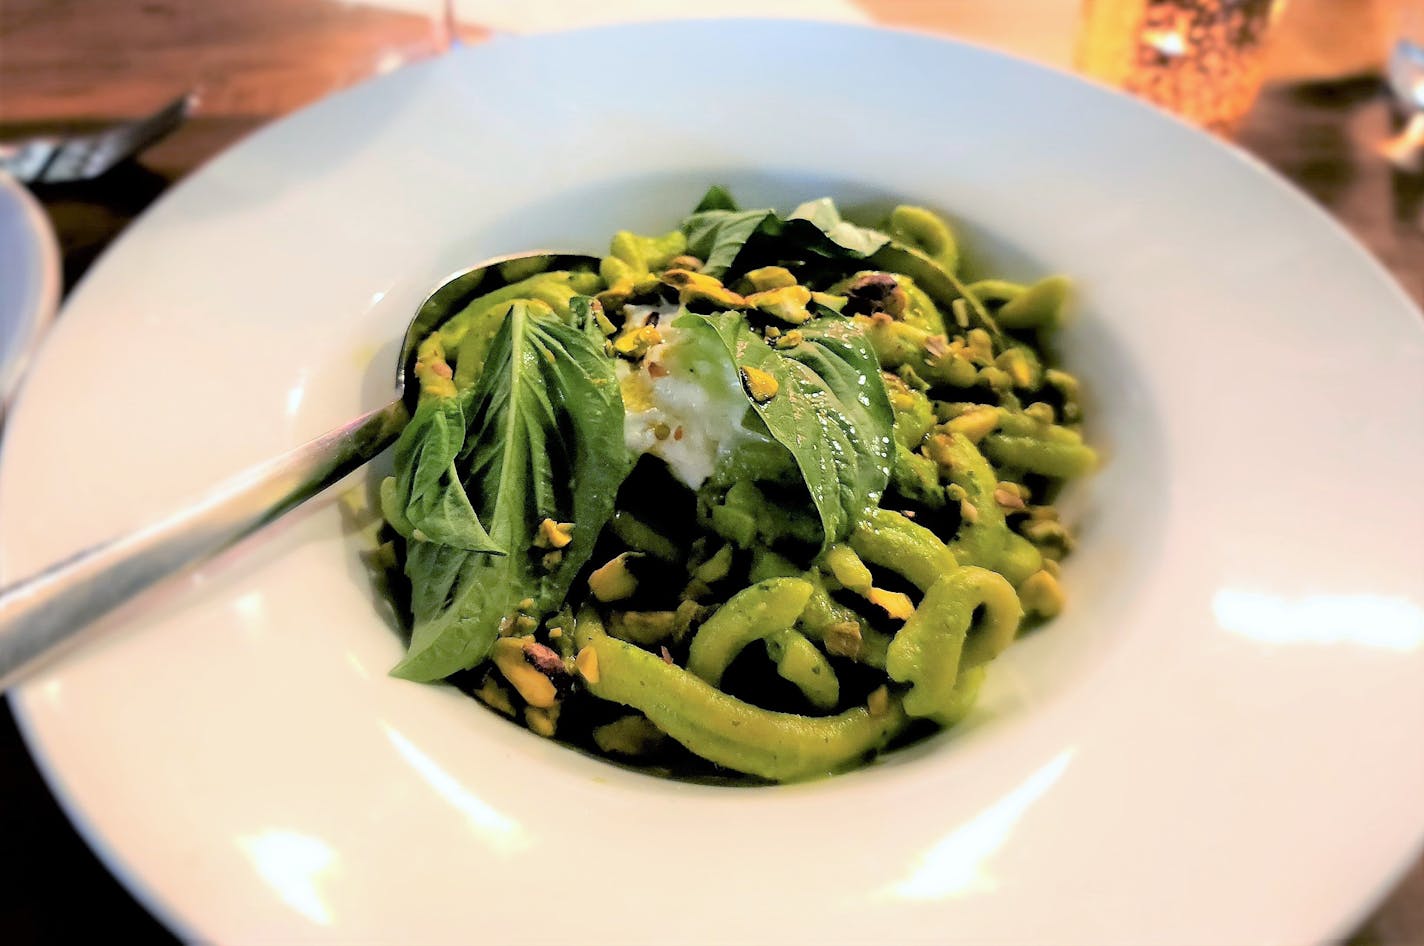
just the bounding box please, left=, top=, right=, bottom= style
left=616, top=303, right=766, bottom=488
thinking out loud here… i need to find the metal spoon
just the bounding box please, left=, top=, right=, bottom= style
left=0, top=251, right=598, bottom=689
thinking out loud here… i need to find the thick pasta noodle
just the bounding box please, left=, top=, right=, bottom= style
left=378, top=189, right=1096, bottom=782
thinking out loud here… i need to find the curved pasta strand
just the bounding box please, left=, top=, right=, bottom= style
left=886, top=567, right=1021, bottom=724
left=850, top=508, right=958, bottom=593
left=765, top=629, right=840, bottom=710
left=926, top=432, right=1041, bottom=585
left=686, top=578, right=813, bottom=687
left=887, top=205, right=960, bottom=275
left=983, top=434, right=1097, bottom=479
left=996, top=275, right=1070, bottom=330
left=987, top=409, right=1098, bottom=478
left=580, top=631, right=906, bottom=782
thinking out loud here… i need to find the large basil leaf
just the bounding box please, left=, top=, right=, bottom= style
left=682, top=207, right=778, bottom=277
left=678, top=312, right=893, bottom=550
left=390, top=300, right=629, bottom=682
left=380, top=389, right=501, bottom=553
left=681, top=196, right=890, bottom=280
left=786, top=198, right=890, bottom=258
left=680, top=194, right=1002, bottom=335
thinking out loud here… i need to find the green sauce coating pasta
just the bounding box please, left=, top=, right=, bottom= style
left=927, top=431, right=1042, bottom=585
left=765, top=629, right=840, bottom=710
left=687, top=578, right=813, bottom=687
left=850, top=508, right=959, bottom=593
left=583, top=630, right=906, bottom=782
left=887, top=567, right=1021, bottom=724
left=385, top=190, right=1095, bottom=783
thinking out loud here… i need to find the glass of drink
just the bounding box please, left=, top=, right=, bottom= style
left=1075, top=0, right=1291, bottom=134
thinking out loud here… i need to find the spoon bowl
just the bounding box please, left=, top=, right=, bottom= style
left=0, top=250, right=599, bottom=689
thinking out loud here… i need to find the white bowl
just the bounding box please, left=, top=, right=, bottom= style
left=0, top=172, right=61, bottom=406
left=2, top=20, right=1421, bottom=945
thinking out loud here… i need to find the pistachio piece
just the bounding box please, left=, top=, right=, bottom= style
left=842, top=272, right=908, bottom=318
left=746, top=285, right=813, bottom=324
left=589, top=552, right=639, bottom=602
left=742, top=265, right=798, bottom=292
left=661, top=268, right=746, bottom=309
left=492, top=638, right=571, bottom=709
left=740, top=366, right=780, bottom=403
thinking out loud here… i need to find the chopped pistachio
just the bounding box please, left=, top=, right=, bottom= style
left=965, top=328, right=995, bottom=366
left=843, top=272, right=907, bottom=318
left=1019, top=569, right=1065, bottom=618
left=672, top=599, right=707, bottom=637
left=535, top=518, right=574, bottom=549
left=996, top=347, right=1038, bottom=389
left=993, top=483, right=1028, bottom=511
left=492, top=638, right=559, bottom=708
left=823, top=620, right=864, bottom=659
left=868, top=587, right=915, bottom=621
left=612, top=325, right=663, bottom=359
left=525, top=705, right=559, bottom=738
left=665, top=254, right=703, bottom=272
left=867, top=685, right=890, bottom=717
left=575, top=645, right=600, bottom=684
left=743, top=265, right=798, bottom=292
left=474, top=675, right=516, bottom=717
left=589, top=553, right=639, bottom=602
left=746, top=285, right=813, bottom=324
left=944, top=406, right=1000, bottom=443
left=979, top=365, right=1013, bottom=393
left=740, top=366, right=780, bottom=403
left=950, top=297, right=971, bottom=329
left=661, top=268, right=746, bottom=308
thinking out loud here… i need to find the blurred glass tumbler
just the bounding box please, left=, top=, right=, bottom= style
left=1076, top=0, right=1289, bottom=133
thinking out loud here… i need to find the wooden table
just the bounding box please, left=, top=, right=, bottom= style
left=1, top=2, right=1421, bottom=942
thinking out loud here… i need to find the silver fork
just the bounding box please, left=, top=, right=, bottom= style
left=0, top=92, right=196, bottom=185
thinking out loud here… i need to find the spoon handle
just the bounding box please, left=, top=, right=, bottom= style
left=0, top=398, right=409, bottom=690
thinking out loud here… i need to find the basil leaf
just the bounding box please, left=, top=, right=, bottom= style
left=681, top=196, right=893, bottom=281
left=679, top=312, right=893, bottom=550
left=679, top=195, right=996, bottom=335
left=787, top=198, right=891, bottom=257
left=693, top=184, right=739, bottom=213
left=379, top=389, right=501, bottom=553
left=682, top=208, right=777, bottom=277
left=390, top=300, right=630, bottom=682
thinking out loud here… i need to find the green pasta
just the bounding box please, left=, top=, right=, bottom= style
left=379, top=189, right=1097, bottom=782
left=686, top=578, right=813, bottom=687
